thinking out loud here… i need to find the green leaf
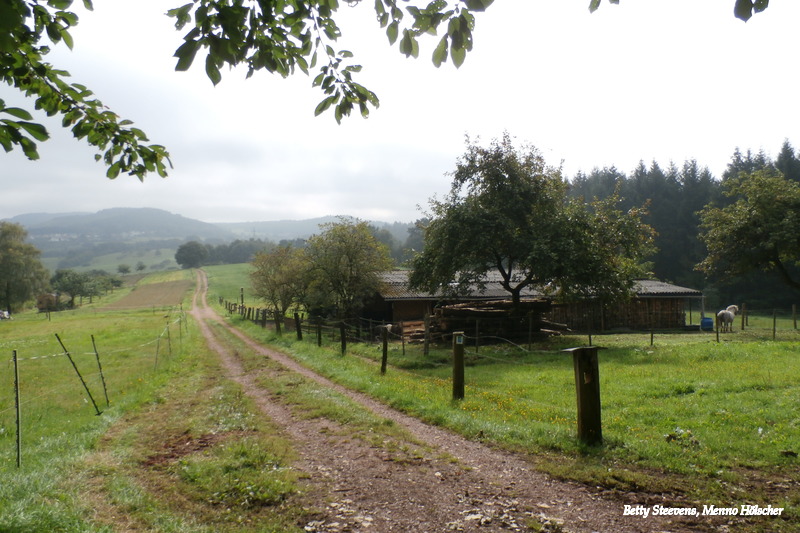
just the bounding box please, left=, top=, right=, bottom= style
left=463, top=0, right=494, bottom=12
left=432, top=35, right=448, bottom=67
left=17, top=121, right=49, bottom=142
left=106, top=161, right=121, bottom=179
left=399, top=30, right=419, bottom=58
left=387, top=21, right=399, bottom=44
left=314, top=95, right=337, bottom=116
left=19, top=136, right=39, bottom=160
left=2, top=107, right=34, bottom=120
left=588, top=0, right=601, bottom=13
left=205, top=55, right=222, bottom=85
left=451, top=44, right=466, bottom=68
left=61, top=29, right=74, bottom=49
left=48, top=0, right=73, bottom=9
left=174, top=39, right=200, bottom=71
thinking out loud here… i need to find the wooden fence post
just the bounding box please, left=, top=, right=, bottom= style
left=54, top=334, right=101, bottom=416
left=295, top=313, right=303, bottom=341
left=742, top=303, right=747, bottom=329
left=452, top=331, right=465, bottom=400
left=166, top=320, right=172, bottom=357
left=13, top=350, right=21, bottom=468
left=381, top=326, right=389, bottom=375
left=91, top=335, right=110, bottom=407
left=527, top=312, right=533, bottom=352
left=274, top=311, right=282, bottom=336
left=773, top=309, right=777, bottom=340
left=340, top=322, right=347, bottom=356
left=317, top=318, right=323, bottom=347
left=423, top=313, right=430, bottom=357
left=564, top=346, right=602, bottom=446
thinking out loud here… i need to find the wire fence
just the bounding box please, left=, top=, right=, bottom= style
left=0, top=309, right=187, bottom=468
left=224, top=298, right=800, bottom=363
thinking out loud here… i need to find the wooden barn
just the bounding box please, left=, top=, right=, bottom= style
left=547, top=280, right=704, bottom=331
left=367, top=271, right=703, bottom=332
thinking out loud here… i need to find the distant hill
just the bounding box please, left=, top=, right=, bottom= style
left=4, top=208, right=413, bottom=272
left=216, top=216, right=414, bottom=248
left=5, top=208, right=237, bottom=272
left=216, top=216, right=341, bottom=241
left=11, top=207, right=235, bottom=247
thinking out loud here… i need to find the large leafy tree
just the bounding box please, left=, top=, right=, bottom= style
left=304, top=218, right=393, bottom=318
left=0, top=221, right=49, bottom=313
left=175, top=240, right=209, bottom=269
left=3, top=0, right=768, bottom=178
left=250, top=245, right=307, bottom=320
left=409, top=133, right=654, bottom=308
left=698, top=169, right=800, bottom=292
left=50, top=268, right=88, bottom=307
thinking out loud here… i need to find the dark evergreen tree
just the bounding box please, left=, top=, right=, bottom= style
left=775, top=139, right=800, bottom=183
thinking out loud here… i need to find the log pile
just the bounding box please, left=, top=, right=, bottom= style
left=432, top=299, right=568, bottom=340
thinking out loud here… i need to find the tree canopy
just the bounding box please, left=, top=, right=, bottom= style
left=698, top=169, right=800, bottom=292
left=250, top=245, right=307, bottom=319
left=175, top=240, right=209, bottom=269
left=409, top=133, right=654, bottom=308
left=2, top=0, right=770, bottom=178
left=303, top=218, right=393, bottom=318
left=0, top=221, right=49, bottom=313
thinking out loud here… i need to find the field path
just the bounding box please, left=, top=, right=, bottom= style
left=190, top=270, right=702, bottom=533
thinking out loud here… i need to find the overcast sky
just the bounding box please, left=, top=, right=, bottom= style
left=2, top=1, right=799, bottom=223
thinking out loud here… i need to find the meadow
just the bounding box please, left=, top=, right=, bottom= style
left=0, top=270, right=308, bottom=532
left=2, top=264, right=797, bottom=531
left=204, top=264, right=800, bottom=526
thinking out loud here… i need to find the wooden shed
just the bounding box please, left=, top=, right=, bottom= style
left=367, top=271, right=703, bottom=331
left=547, top=280, right=704, bottom=331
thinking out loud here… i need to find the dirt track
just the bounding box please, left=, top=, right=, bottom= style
left=189, top=270, right=704, bottom=533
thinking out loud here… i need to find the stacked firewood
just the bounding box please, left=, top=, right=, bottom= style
left=433, top=299, right=568, bottom=339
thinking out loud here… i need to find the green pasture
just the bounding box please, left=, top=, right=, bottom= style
left=205, top=264, right=800, bottom=523
left=41, top=247, right=179, bottom=274
left=0, top=300, right=191, bottom=529
left=0, top=269, right=313, bottom=532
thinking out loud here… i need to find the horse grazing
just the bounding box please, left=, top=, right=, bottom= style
left=717, top=305, right=739, bottom=332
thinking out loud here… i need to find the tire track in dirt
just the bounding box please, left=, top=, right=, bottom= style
left=190, top=270, right=702, bottom=533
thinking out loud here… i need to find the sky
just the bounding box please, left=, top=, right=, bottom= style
left=2, top=0, right=799, bottom=224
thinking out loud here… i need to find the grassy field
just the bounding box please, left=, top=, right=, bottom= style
left=3, top=264, right=796, bottom=531
left=0, top=270, right=310, bottom=532
left=41, top=248, right=179, bottom=274
left=205, top=263, right=800, bottom=529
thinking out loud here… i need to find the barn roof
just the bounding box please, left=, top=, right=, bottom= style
left=378, top=271, right=702, bottom=301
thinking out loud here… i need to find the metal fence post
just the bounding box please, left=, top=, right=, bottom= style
left=13, top=350, right=21, bottom=468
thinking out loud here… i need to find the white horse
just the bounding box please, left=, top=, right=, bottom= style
left=717, top=305, right=739, bottom=332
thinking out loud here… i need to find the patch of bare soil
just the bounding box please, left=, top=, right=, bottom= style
left=103, top=280, right=194, bottom=309
left=141, top=430, right=250, bottom=468
left=190, top=271, right=717, bottom=533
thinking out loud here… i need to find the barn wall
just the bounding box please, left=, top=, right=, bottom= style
left=548, top=298, right=689, bottom=331
left=391, top=300, right=433, bottom=322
